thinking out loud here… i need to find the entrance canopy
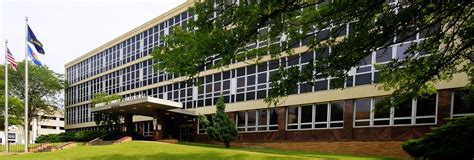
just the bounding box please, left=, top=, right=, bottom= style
left=91, top=96, right=196, bottom=116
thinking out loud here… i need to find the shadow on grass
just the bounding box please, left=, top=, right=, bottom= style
left=177, top=142, right=401, bottom=160
left=68, top=151, right=292, bottom=160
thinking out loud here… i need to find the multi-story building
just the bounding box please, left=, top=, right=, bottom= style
left=64, top=0, right=472, bottom=143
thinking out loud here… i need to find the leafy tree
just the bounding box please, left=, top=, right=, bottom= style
left=0, top=65, right=24, bottom=129
left=91, top=92, right=123, bottom=131
left=0, top=97, right=24, bottom=130
left=153, top=1, right=474, bottom=108
left=91, top=92, right=122, bottom=105
left=198, top=96, right=237, bottom=148
left=2, top=62, right=64, bottom=129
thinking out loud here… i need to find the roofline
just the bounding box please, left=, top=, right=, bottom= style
left=64, top=0, right=194, bottom=68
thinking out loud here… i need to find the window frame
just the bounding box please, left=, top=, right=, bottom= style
left=451, top=90, right=474, bottom=117
left=353, top=95, right=438, bottom=128
left=236, top=109, right=278, bottom=133
left=286, top=102, right=345, bottom=131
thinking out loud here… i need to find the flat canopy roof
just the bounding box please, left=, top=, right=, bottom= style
left=91, top=96, right=196, bottom=116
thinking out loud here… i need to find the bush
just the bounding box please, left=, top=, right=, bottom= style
left=35, top=134, right=62, bottom=143
left=59, top=132, right=76, bottom=142
left=35, top=130, right=106, bottom=143
left=402, top=116, right=474, bottom=159
left=74, top=130, right=105, bottom=142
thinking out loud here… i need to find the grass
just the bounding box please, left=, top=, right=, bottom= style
left=0, top=141, right=399, bottom=160
left=179, top=142, right=400, bottom=160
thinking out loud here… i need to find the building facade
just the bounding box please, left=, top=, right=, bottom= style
left=64, top=0, right=472, bottom=142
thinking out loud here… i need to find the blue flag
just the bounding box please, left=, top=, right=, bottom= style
left=27, top=45, right=42, bottom=66
left=27, top=25, right=45, bottom=54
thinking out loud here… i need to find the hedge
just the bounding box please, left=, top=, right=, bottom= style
left=402, top=116, right=474, bottom=159
left=35, top=130, right=106, bottom=143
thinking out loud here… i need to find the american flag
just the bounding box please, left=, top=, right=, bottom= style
left=6, top=48, right=18, bottom=71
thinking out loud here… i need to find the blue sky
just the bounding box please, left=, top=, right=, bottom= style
left=1, top=0, right=186, bottom=74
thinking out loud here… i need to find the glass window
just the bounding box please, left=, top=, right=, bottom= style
left=258, top=73, right=267, bottom=84
left=287, top=107, right=299, bottom=129
left=373, top=98, right=390, bottom=119
left=269, top=108, right=278, bottom=125
left=247, top=110, right=257, bottom=131
left=247, top=75, right=256, bottom=85
left=394, top=100, right=412, bottom=118
left=301, top=105, right=313, bottom=123
left=373, top=98, right=390, bottom=126
left=287, top=102, right=344, bottom=130
left=238, top=109, right=279, bottom=132
left=314, top=104, right=328, bottom=122
left=359, top=55, right=372, bottom=65
left=301, top=51, right=314, bottom=63
left=415, top=94, right=437, bottom=124
left=354, top=95, right=437, bottom=127
left=246, top=65, right=256, bottom=74
left=416, top=94, right=437, bottom=116
left=452, top=90, right=474, bottom=116
left=258, top=109, right=268, bottom=126
left=287, top=55, right=299, bottom=66
left=355, top=73, right=372, bottom=86
left=258, top=109, right=268, bottom=131
left=376, top=47, right=392, bottom=63
left=396, top=43, right=412, bottom=59
left=287, top=107, right=298, bottom=124
left=354, top=99, right=371, bottom=126
left=237, top=111, right=245, bottom=131
left=330, top=102, right=344, bottom=121
left=315, top=80, right=328, bottom=91
left=355, top=99, right=371, bottom=120
left=237, top=77, right=245, bottom=88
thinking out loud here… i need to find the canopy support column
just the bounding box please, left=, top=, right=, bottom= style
left=153, top=112, right=164, bottom=140
left=124, top=114, right=134, bottom=135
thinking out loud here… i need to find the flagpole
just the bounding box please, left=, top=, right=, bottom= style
left=24, top=17, right=29, bottom=153
left=4, top=39, right=9, bottom=153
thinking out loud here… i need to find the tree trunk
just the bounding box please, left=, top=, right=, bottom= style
left=224, top=141, right=230, bottom=148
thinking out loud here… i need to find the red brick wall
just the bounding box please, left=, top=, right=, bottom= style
left=342, top=99, right=354, bottom=139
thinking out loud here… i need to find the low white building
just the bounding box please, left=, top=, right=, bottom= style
left=1, top=110, right=64, bottom=144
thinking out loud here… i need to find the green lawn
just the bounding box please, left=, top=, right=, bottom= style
left=0, top=141, right=398, bottom=160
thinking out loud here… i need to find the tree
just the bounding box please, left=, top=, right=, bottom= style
left=0, top=65, right=24, bottom=130
left=198, top=96, right=237, bottom=148
left=2, top=62, right=64, bottom=129
left=153, top=1, right=473, bottom=108
left=91, top=92, right=123, bottom=131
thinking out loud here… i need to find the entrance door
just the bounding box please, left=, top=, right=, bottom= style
left=142, top=121, right=153, bottom=137
left=178, top=125, right=193, bottom=141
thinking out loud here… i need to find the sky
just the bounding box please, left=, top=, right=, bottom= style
left=0, top=0, right=186, bottom=74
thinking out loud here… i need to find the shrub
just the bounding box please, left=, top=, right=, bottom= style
left=59, top=131, right=76, bottom=142
left=402, top=116, right=474, bottom=159
left=35, top=130, right=106, bottom=143
left=74, top=130, right=105, bottom=142
left=198, top=96, right=237, bottom=148
left=35, top=134, right=62, bottom=143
